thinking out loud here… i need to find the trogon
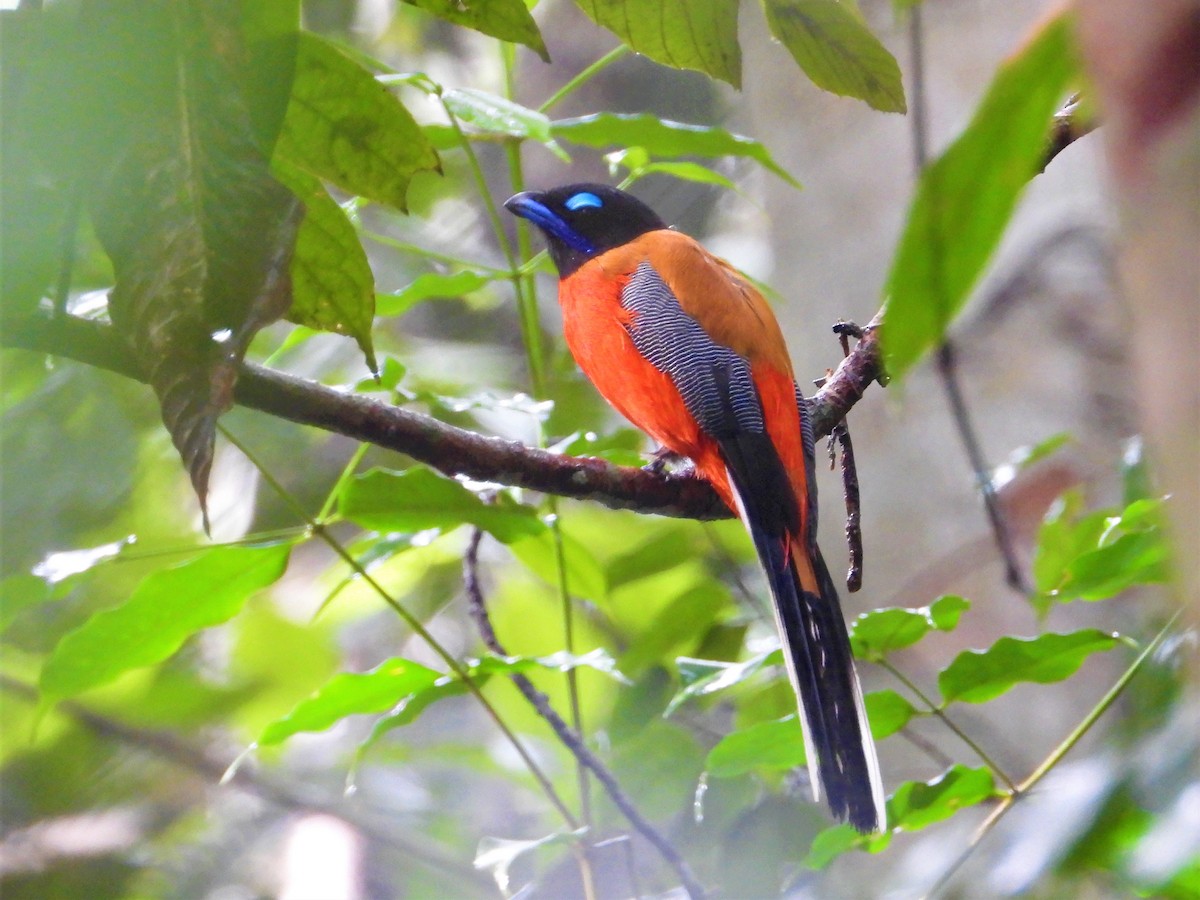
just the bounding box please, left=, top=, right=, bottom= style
left=505, top=183, right=885, bottom=833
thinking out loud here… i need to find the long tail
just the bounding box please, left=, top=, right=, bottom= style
left=747, top=521, right=886, bottom=833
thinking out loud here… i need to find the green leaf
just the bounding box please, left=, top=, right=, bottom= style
left=376, top=270, right=494, bottom=317
left=761, top=0, right=906, bottom=113
left=865, top=689, right=918, bottom=739
left=258, top=656, right=443, bottom=745
left=850, top=595, right=969, bottom=660
left=938, top=629, right=1120, bottom=705
left=441, top=89, right=569, bottom=161
left=706, top=689, right=916, bottom=777
left=573, top=0, right=741, bottom=87
left=888, top=765, right=998, bottom=831
left=707, top=716, right=805, bottom=777
left=804, top=824, right=866, bottom=869
left=276, top=33, right=439, bottom=210
left=40, top=544, right=291, bottom=703
left=667, top=650, right=781, bottom=715
left=340, top=467, right=545, bottom=543
left=401, top=0, right=549, bottom=62
left=553, top=114, right=799, bottom=187
left=273, top=161, right=377, bottom=372
left=882, top=13, right=1077, bottom=378
left=1033, top=494, right=1170, bottom=608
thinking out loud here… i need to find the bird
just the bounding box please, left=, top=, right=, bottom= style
left=505, top=183, right=886, bottom=833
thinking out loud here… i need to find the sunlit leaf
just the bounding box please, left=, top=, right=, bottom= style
left=442, top=88, right=569, bottom=160
left=553, top=113, right=799, bottom=187
left=339, top=467, right=545, bottom=543
left=761, top=0, right=906, bottom=112
left=850, top=594, right=969, bottom=660
left=888, top=765, right=999, bottom=831
left=667, top=650, right=781, bottom=715
left=706, top=689, right=916, bottom=777
left=401, top=0, right=549, bottom=62
left=258, top=657, right=442, bottom=745
left=40, top=544, right=291, bottom=703
left=276, top=33, right=439, bottom=210
left=883, top=13, right=1077, bottom=378
left=574, top=0, right=741, bottom=87
left=273, top=161, right=377, bottom=372
left=376, top=270, right=495, bottom=317
left=938, top=630, right=1120, bottom=705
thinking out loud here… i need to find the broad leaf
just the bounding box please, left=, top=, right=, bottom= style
left=274, top=161, right=377, bottom=372
left=883, top=13, right=1077, bottom=378
left=258, top=657, right=442, bottom=745
left=276, top=33, right=439, bottom=210
left=553, top=113, right=799, bottom=187
left=339, top=467, right=546, bottom=544
left=888, top=764, right=998, bottom=831
left=92, top=2, right=303, bottom=523
left=573, top=0, right=741, bottom=87
left=850, top=595, right=969, bottom=660
left=761, top=0, right=906, bottom=112
left=401, top=0, right=549, bottom=62
left=40, top=544, right=291, bottom=703
left=938, top=629, right=1120, bottom=705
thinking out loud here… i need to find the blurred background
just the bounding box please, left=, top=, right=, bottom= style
left=2, top=0, right=1191, bottom=897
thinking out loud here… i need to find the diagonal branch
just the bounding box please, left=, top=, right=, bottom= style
left=1, top=311, right=883, bottom=519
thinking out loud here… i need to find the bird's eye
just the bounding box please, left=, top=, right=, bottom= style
left=564, top=191, right=603, bottom=211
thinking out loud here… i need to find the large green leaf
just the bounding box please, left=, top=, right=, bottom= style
left=552, top=113, right=799, bottom=187
left=276, top=33, right=439, bottom=210
left=339, top=467, right=545, bottom=543
left=40, top=544, right=291, bottom=703
left=273, top=161, right=377, bottom=372
left=882, top=13, right=1077, bottom=378
left=761, top=0, right=906, bottom=112
left=850, top=595, right=969, bottom=660
left=938, top=629, right=1120, bottom=705
left=573, top=0, right=741, bottom=87
left=401, top=0, right=549, bottom=62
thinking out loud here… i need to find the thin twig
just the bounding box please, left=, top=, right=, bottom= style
left=463, top=530, right=707, bottom=900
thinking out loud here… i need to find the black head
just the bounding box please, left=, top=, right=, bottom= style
left=504, top=184, right=668, bottom=277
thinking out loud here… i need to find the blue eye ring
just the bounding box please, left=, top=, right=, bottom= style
left=565, top=191, right=603, bottom=211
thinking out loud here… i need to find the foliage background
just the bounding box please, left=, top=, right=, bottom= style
left=1, top=0, right=1196, bottom=897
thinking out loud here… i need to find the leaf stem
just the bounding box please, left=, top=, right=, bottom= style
left=881, top=660, right=1017, bottom=791
left=538, top=45, right=631, bottom=114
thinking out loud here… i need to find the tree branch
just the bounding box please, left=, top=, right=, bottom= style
left=1, top=312, right=883, bottom=519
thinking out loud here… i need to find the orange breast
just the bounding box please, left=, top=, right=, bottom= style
left=557, top=239, right=812, bottom=537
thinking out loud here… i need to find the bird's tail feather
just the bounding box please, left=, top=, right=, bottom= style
left=746, top=520, right=886, bottom=833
